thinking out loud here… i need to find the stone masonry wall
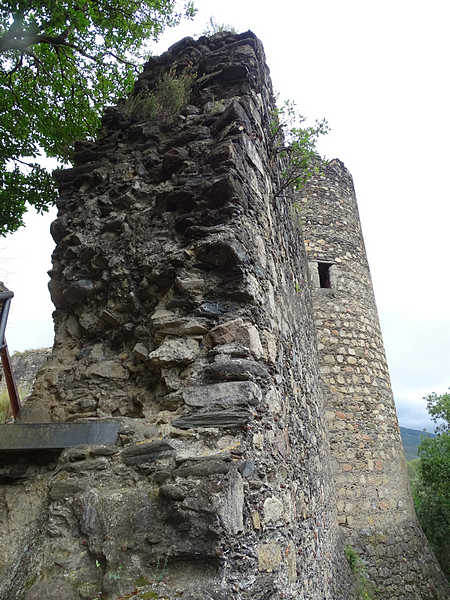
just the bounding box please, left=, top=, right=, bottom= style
left=4, top=32, right=355, bottom=600
left=0, top=348, right=51, bottom=397
left=297, top=160, right=449, bottom=599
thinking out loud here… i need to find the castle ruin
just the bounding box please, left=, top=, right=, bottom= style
left=1, top=31, right=447, bottom=600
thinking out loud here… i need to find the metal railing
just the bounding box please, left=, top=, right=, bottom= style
left=0, top=290, right=21, bottom=419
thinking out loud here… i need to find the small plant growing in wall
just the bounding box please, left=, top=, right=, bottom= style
left=122, top=69, right=195, bottom=123
left=345, top=546, right=378, bottom=600
left=269, top=99, right=329, bottom=197
left=201, top=17, right=237, bottom=35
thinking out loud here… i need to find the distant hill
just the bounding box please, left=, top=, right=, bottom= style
left=400, top=426, right=435, bottom=461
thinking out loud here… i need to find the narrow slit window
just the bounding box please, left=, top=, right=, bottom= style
left=318, top=262, right=332, bottom=288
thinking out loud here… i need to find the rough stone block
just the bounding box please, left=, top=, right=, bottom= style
left=258, top=543, right=282, bottom=572
left=86, top=360, right=129, bottom=379
left=204, top=358, right=269, bottom=381
left=206, top=318, right=264, bottom=357
left=148, top=337, right=200, bottom=367
left=263, top=496, right=284, bottom=523
left=172, top=408, right=251, bottom=429
left=121, top=440, right=175, bottom=466
left=181, top=381, right=262, bottom=409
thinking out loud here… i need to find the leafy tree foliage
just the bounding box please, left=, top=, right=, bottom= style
left=269, top=99, right=329, bottom=197
left=0, top=0, right=195, bottom=236
left=412, top=390, right=450, bottom=579
left=425, top=390, right=450, bottom=433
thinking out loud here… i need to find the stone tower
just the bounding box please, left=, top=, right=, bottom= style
left=297, top=160, right=448, bottom=598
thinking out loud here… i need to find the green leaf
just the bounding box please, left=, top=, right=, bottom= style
left=0, top=0, right=195, bottom=235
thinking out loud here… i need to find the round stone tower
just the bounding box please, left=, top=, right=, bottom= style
left=296, top=159, right=448, bottom=599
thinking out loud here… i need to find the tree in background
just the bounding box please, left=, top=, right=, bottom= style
left=412, top=390, right=450, bottom=579
left=0, top=0, right=195, bottom=236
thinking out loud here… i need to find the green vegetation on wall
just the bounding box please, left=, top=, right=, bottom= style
left=344, top=546, right=378, bottom=600
left=201, top=17, right=237, bottom=35
left=121, top=69, right=195, bottom=123
left=269, top=99, right=329, bottom=197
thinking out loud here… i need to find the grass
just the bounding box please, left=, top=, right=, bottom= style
left=0, top=388, right=11, bottom=422
left=0, top=386, right=26, bottom=422
left=201, top=17, right=237, bottom=35
left=345, top=546, right=378, bottom=600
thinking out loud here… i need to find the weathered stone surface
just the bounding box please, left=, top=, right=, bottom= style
left=263, top=496, right=284, bottom=523
left=0, top=479, right=49, bottom=600
left=174, top=458, right=230, bottom=477
left=181, top=381, right=262, bottom=408
left=59, top=456, right=109, bottom=472
left=6, top=28, right=443, bottom=600
left=151, top=316, right=209, bottom=336
left=196, top=238, right=249, bottom=269
left=218, top=470, right=244, bottom=534
left=206, top=318, right=264, bottom=357
left=49, top=480, right=88, bottom=501
left=132, top=342, right=149, bottom=360
left=208, top=342, right=251, bottom=358
left=204, top=358, right=270, bottom=381
left=159, top=483, right=186, bottom=501
left=121, top=440, right=175, bottom=465
left=86, top=360, right=129, bottom=379
left=172, top=408, right=251, bottom=429
left=148, top=337, right=200, bottom=367
left=257, top=543, right=282, bottom=572
left=0, top=348, right=50, bottom=402
left=50, top=278, right=95, bottom=307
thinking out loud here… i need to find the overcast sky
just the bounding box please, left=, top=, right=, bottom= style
left=2, top=0, right=449, bottom=431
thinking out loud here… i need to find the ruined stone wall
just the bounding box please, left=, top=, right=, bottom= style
left=297, top=160, right=449, bottom=599
left=0, top=348, right=51, bottom=397
left=6, top=32, right=355, bottom=600
left=3, top=31, right=445, bottom=600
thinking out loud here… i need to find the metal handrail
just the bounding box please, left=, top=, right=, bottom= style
left=0, top=290, right=21, bottom=419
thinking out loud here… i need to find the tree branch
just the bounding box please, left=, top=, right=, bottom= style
left=99, top=49, right=138, bottom=69
left=14, top=157, right=36, bottom=168
left=0, top=30, right=87, bottom=54
left=0, top=25, right=140, bottom=70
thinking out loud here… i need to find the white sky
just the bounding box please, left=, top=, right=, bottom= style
left=2, top=0, right=449, bottom=431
